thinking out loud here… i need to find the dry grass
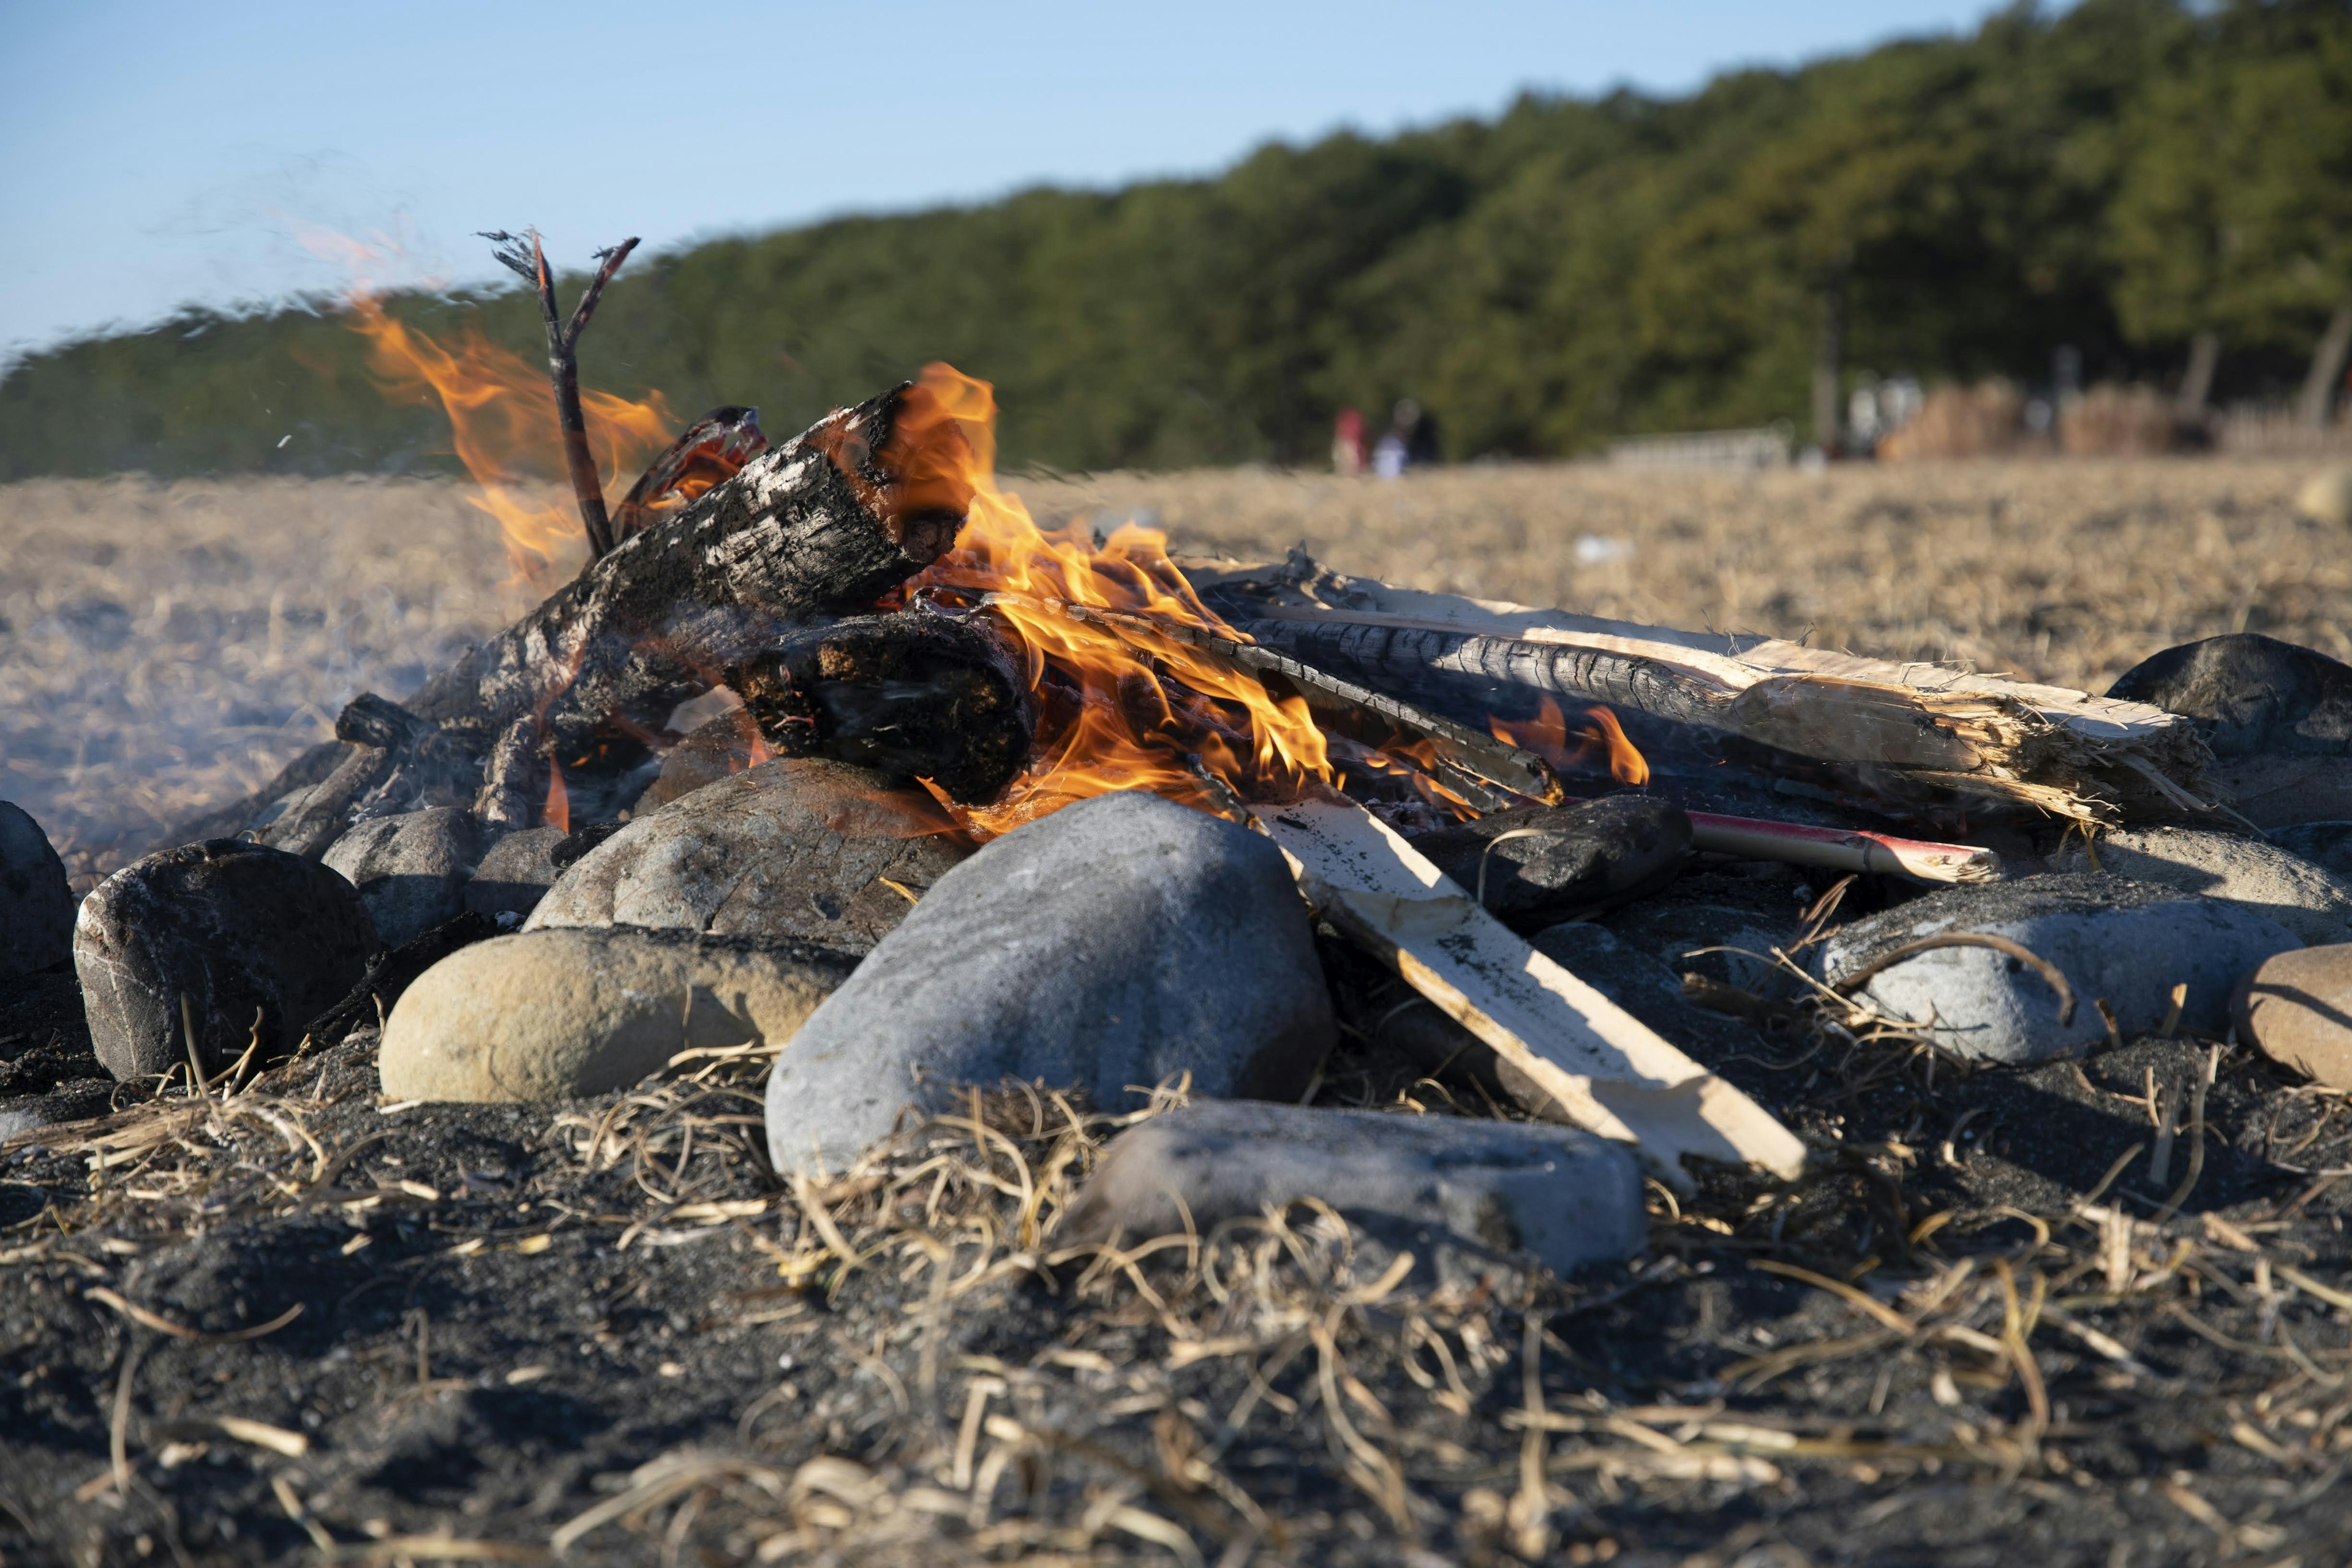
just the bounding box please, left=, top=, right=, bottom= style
left=5, top=456, right=2348, bottom=880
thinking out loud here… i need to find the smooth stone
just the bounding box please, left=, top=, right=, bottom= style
left=2295, top=466, right=2352, bottom=529
left=1058, top=1100, right=1645, bottom=1282
left=2234, top=944, right=2352, bottom=1090
left=765, top=791, right=1336, bottom=1174
left=2106, top=633, right=2352, bottom=758
left=74, top=840, right=377, bottom=1082
left=1817, top=873, right=2299, bottom=1063
left=639, top=710, right=766, bottom=811
left=528, top=757, right=971, bottom=955
left=2051, top=826, right=2352, bottom=947
left=2203, top=755, right=2352, bottom=831
left=0, top=802, right=76, bottom=977
left=323, top=807, right=491, bottom=948
left=462, top=827, right=567, bottom=925
left=379, top=925, right=856, bottom=1102
left=1406, top=795, right=1691, bottom=930
left=2270, top=821, right=2352, bottom=880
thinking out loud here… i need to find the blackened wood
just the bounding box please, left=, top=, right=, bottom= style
left=405, top=384, right=971, bottom=827
left=484, top=230, right=639, bottom=560
left=611, top=405, right=767, bottom=545
left=731, top=611, right=1033, bottom=805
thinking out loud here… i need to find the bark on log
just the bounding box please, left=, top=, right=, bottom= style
left=399, top=383, right=973, bottom=827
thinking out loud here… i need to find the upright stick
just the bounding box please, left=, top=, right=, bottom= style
left=483, top=228, right=640, bottom=560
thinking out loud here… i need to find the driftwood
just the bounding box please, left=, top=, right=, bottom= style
left=1193, top=552, right=2214, bottom=825
left=1254, top=795, right=1807, bottom=1190
left=731, top=611, right=1036, bottom=805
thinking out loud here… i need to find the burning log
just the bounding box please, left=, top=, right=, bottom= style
left=609, top=405, right=767, bottom=546
left=729, top=612, right=1035, bottom=805
left=377, top=382, right=975, bottom=829
left=1193, top=553, right=2215, bottom=826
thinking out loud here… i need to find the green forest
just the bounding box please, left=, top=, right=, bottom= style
left=3, top=0, right=2348, bottom=478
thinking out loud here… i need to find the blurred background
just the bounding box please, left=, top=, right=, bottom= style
left=8, top=0, right=2348, bottom=473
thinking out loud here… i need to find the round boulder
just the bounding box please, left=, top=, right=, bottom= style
left=74, top=840, right=378, bottom=1082
left=2052, top=826, right=2352, bottom=948
left=379, top=926, right=855, bottom=1102
left=527, top=757, right=971, bottom=955
left=765, top=790, right=1336, bottom=1174
left=323, top=807, right=491, bottom=947
left=2235, top=943, right=2352, bottom=1091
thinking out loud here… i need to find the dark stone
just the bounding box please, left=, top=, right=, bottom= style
left=1058, top=1100, right=1645, bottom=1283
left=1818, top=873, right=2299, bottom=1063
left=765, top=791, right=1335, bottom=1172
left=322, top=807, right=492, bottom=947
left=2204, top=756, right=2352, bottom=831
left=0, top=802, right=75, bottom=976
left=2272, top=821, right=2352, bottom=880
left=462, top=827, right=567, bottom=925
left=73, top=840, right=378, bottom=1082
left=1405, top=794, right=1691, bottom=929
left=638, top=710, right=764, bottom=811
left=2106, top=633, right=2352, bottom=758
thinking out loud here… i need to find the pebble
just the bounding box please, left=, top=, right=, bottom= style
left=1406, top=795, right=1691, bottom=929
left=74, top=840, right=378, bottom=1081
left=1058, top=1099, right=1645, bottom=1282
left=2294, top=466, right=2352, bottom=529
left=379, top=925, right=856, bottom=1102
left=323, top=807, right=491, bottom=948
left=528, top=757, right=970, bottom=955
left=0, top=802, right=75, bottom=977
left=2107, top=633, right=2352, bottom=758
left=2235, top=943, right=2352, bottom=1091
left=1818, top=873, right=2298, bottom=1063
left=764, top=791, right=1335, bottom=1174
left=2052, top=826, right=2352, bottom=947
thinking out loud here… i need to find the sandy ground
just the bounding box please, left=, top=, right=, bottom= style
left=4, top=456, right=2345, bottom=880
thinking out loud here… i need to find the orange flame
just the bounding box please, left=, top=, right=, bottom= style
left=544, top=758, right=571, bottom=834
left=901, top=364, right=1333, bottom=834
left=345, top=293, right=676, bottom=587
left=1491, top=696, right=1649, bottom=787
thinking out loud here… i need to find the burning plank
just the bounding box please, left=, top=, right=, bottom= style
left=1253, top=795, right=1808, bottom=1191
left=1194, top=554, right=2214, bottom=826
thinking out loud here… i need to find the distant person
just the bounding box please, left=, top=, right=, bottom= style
left=1375, top=398, right=1438, bottom=478
left=1332, top=407, right=1367, bottom=475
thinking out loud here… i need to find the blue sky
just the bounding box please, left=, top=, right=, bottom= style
left=0, top=1, right=2015, bottom=357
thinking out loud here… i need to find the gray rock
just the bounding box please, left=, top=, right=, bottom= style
left=765, top=791, right=1335, bottom=1173
left=2107, top=633, right=2352, bottom=758
left=1059, top=1100, right=1645, bottom=1282
left=2270, top=821, right=2352, bottom=880
left=1818, top=873, right=2299, bottom=1063
left=638, top=710, right=765, bottom=811
left=74, top=840, right=378, bottom=1082
left=380, top=925, right=854, bottom=1102
left=2204, top=755, right=2352, bottom=831
left=463, top=827, right=566, bottom=924
left=1405, top=795, right=1691, bottom=930
left=527, top=757, right=971, bottom=955
left=1, top=802, right=75, bottom=977
left=2051, top=826, right=2352, bottom=946
left=323, top=808, right=491, bottom=948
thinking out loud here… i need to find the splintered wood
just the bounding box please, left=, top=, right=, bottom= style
left=1196, top=555, right=2214, bottom=825
left=1253, top=796, right=1807, bottom=1190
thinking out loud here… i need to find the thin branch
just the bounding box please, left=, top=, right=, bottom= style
left=478, top=227, right=642, bottom=562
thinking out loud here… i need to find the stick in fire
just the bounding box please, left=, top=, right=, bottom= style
left=482, top=228, right=640, bottom=560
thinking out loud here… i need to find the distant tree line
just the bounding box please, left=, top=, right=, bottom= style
left=2, top=0, right=2346, bottom=480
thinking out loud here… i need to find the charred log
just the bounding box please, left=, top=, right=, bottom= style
left=731, top=612, right=1034, bottom=805
left=399, top=383, right=974, bottom=828
left=611, top=405, right=767, bottom=546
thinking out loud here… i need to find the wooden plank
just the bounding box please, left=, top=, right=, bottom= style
left=1252, top=796, right=1808, bottom=1192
